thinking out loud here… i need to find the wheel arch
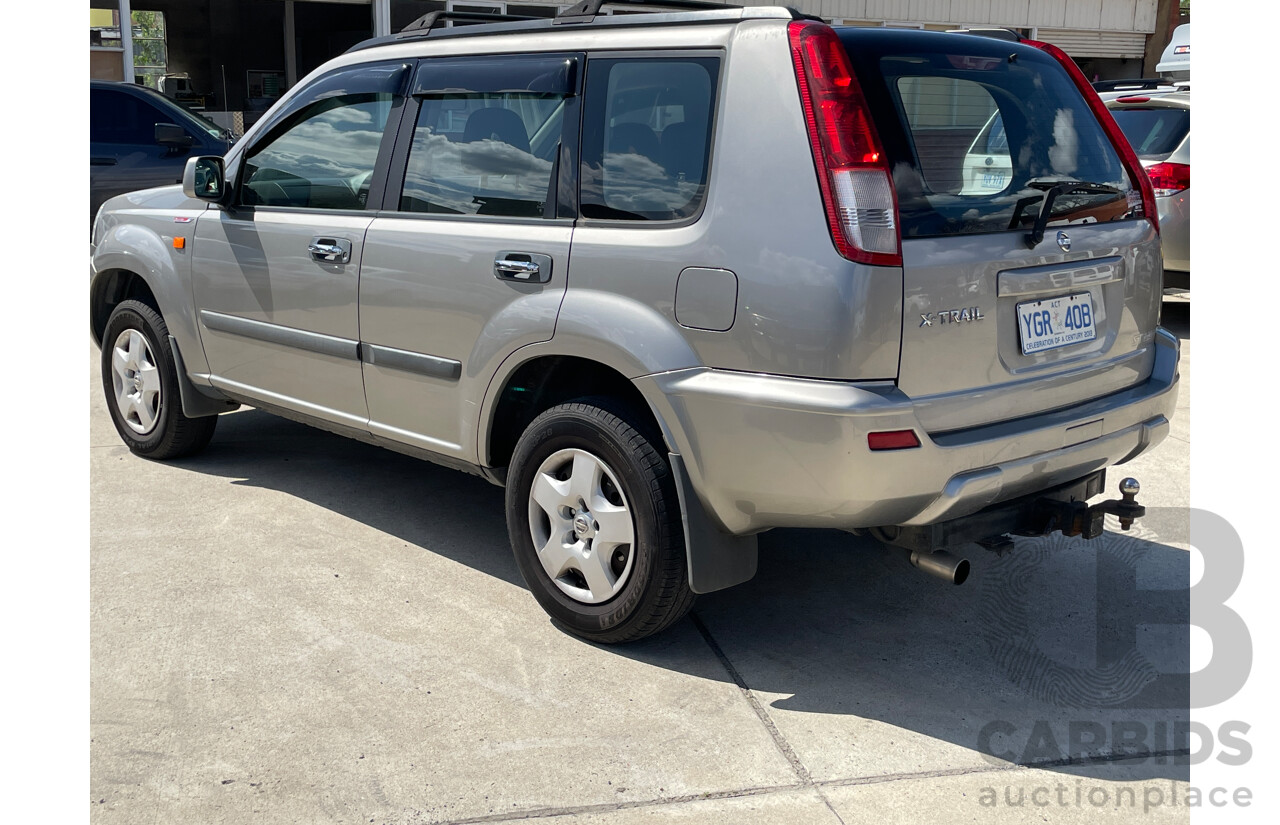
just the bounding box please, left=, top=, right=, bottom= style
left=91, top=267, right=161, bottom=347
left=482, top=354, right=673, bottom=472
left=91, top=221, right=210, bottom=377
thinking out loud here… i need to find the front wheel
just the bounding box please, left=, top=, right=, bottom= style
left=101, top=299, right=217, bottom=460
left=505, top=401, right=694, bottom=643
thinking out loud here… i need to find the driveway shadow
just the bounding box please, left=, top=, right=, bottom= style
left=170, top=407, right=1192, bottom=783
left=1160, top=297, right=1189, bottom=339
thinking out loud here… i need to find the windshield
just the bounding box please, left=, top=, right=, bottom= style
left=161, top=92, right=228, bottom=140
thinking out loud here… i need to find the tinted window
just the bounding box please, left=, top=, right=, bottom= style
left=239, top=63, right=407, bottom=210
left=241, top=94, right=397, bottom=209
left=580, top=57, right=719, bottom=221
left=400, top=94, right=564, bottom=218
left=91, top=89, right=178, bottom=144
left=398, top=55, right=574, bottom=219
left=1109, top=108, right=1189, bottom=158
left=839, top=30, right=1139, bottom=239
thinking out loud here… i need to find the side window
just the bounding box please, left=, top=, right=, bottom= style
left=580, top=56, right=720, bottom=222
left=90, top=90, right=176, bottom=145
left=240, top=95, right=396, bottom=210
left=239, top=63, right=408, bottom=210
left=398, top=56, right=575, bottom=219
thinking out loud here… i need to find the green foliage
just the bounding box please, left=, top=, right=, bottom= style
left=130, top=10, right=166, bottom=70
left=131, top=10, right=165, bottom=39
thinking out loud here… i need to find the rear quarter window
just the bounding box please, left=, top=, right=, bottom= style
left=1108, top=107, right=1189, bottom=158
left=838, top=30, right=1140, bottom=239
left=579, top=56, right=720, bottom=222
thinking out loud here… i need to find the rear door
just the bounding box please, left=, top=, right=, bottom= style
left=357, top=54, right=579, bottom=462
left=840, top=31, right=1162, bottom=433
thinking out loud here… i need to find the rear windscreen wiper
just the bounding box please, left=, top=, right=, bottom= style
left=1008, top=179, right=1124, bottom=249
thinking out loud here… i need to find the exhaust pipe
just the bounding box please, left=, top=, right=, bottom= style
left=909, top=549, right=970, bottom=585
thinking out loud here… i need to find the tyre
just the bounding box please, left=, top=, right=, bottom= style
left=101, top=299, right=217, bottom=460
left=506, top=400, right=695, bottom=643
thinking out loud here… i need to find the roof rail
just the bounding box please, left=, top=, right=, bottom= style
left=346, top=2, right=802, bottom=54
left=401, top=10, right=537, bottom=33
left=556, top=0, right=740, bottom=25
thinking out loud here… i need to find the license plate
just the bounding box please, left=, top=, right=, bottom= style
left=1017, top=292, right=1096, bottom=355
left=982, top=172, right=1007, bottom=189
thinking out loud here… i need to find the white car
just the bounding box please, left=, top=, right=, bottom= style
left=959, top=111, right=1011, bottom=194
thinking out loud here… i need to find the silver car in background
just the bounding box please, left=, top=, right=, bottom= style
left=1106, top=91, right=1191, bottom=291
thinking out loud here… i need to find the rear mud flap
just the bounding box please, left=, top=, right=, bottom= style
left=669, top=453, right=758, bottom=594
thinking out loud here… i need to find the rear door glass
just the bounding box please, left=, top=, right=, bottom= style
left=398, top=54, right=575, bottom=219
left=839, top=31, right=1139, bottom=239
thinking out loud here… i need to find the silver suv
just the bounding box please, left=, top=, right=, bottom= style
left=90, top=2, right=1179, bottom=643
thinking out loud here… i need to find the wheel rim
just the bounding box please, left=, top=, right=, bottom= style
left=527, top=448, right=636, bottom=605
left=110, top=328, right=162, bottom=436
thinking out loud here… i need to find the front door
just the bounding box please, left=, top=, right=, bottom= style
left=192, top=62, right=411, bottom=430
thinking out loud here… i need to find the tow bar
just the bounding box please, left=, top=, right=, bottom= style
left=870, top=472, right=1146, bottom=584
left=1036, top=476, right=1144, bottom=539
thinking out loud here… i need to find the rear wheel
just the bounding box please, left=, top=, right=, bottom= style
left=506, top=400, right=694, bottom=643
left=101, top=300, right=217, bottom=460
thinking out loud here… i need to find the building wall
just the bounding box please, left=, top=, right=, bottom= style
left=92, top=0, right=1171, bottom=109
left=91, top=49, right=125, bottom=81
left=743, top=0, right=1158, bottom=34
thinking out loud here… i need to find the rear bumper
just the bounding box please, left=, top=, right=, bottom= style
left=637, top=328, right=1180, bottom=535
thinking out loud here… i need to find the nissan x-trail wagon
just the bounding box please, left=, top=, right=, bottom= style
left=90, top=1, right=1179, bottom=643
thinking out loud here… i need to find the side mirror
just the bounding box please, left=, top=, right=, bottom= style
left=183, top=156, right=227, bottom=202
left=155, top=122, right=194, bottom=151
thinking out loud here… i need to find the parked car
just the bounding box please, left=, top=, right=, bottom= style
left=1156, top=23, right=1190, bottom=81
left=90, top=2, right=1178, bottom=643
left=90, top=81, right=233, bottom=225
left=1105, top=92, right=1191, bottom=290
left=959, top=111, right=1011, bottom=194
left=1091, top=78, right=1180, bottom=94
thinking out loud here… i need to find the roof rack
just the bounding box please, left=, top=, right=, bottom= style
left=556, top=0, right=740, bottom=25
left=401, top=10, right=538, bottom=33
left=346, top=2, right=803, bottom=54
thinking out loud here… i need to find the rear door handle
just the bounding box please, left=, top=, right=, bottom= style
left=309, top=237, right=352, bottom=264
left=494, top=252, right=552, bottom=284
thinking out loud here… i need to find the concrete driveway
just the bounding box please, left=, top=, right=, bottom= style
left=91, top=302, right=1192, bottom=824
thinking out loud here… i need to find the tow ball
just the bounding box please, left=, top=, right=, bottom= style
left=1091, top=477, right=1145, bottom=531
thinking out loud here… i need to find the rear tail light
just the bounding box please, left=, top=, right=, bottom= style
left=1145, top=162, right=1190, bottom=196
left=789, top=21, right=901, bottom=266
left=1025, top=39, right=1160, bottom=234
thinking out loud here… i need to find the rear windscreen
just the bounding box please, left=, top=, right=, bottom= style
left=837, top=29, right=1140, bottom=239
left=1109, top=107, right=1189, bottom=158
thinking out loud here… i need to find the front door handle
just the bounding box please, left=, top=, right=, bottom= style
left=309, top=237, right=352, bottom=264
left=494, top=252, right=553, bottom=284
